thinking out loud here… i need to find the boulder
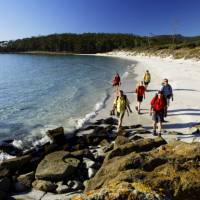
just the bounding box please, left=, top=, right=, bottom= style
left=17, top=171, right=35, bottom=188
left=83, top=127, right=109, bottom=145
left=0, top=177, right=11, bottom=192
left=32, top=180, right=57, bottom=192
left=106, top=137, right=167, bottom=161
left=0, top=154, right=32, bottom=171
left=35, top=151, right=80, bottom=181
left=0, top=168, right=10, bottom=178
left=47, top=127, right=66, bottom=145
left=114, top=135, right=129, bottom=149
left=70, top=149, right=94, bottom=160
left=84, top=139, right=200, bottom=200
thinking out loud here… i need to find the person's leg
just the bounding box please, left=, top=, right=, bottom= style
left=158, top=113, right=163, bottom=136
left=158, top=122, right=162, bottom=136
left=138, top=101, right=141, bottom=114
left=152, top=112, right=157, bottom=135
left=117, top=112, right=124, bottom=131
left=153, top=122, right=157, bottom=135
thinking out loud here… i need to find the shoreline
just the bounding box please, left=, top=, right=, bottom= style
left=1, top=50, right=200, bottom=154
left=93, top=50, right=200, bottom=143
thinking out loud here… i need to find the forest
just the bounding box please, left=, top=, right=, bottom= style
left=1, top=33, right=200, bottom=53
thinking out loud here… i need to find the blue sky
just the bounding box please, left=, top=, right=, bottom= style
left=0, top=0, right=200, bottom=40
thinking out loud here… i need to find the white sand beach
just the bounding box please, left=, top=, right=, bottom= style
left=94, top=50, right=200, bottom=143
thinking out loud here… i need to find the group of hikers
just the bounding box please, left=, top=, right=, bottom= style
left=111, top=71, right=173, bottom=137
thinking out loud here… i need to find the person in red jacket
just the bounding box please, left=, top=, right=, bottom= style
left=112, top=73, right=121, bottom=93
left=150, top=91, right=167, bottom=136
left=135, top=81, right=146, bottom=114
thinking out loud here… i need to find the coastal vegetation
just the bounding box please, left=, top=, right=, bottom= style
left=1, top=33, right=200, bottom=58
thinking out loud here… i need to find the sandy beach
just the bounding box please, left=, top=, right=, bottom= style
left=93, top=50, right=200, bottom=143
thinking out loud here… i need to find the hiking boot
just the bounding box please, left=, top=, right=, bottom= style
left=135, top=106, right=138, bottom=111
left=152, top=130, right=157, bottom=136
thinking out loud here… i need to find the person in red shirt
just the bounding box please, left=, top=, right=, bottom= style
left=150, top=91, right=167, bottom=136
left=112, top=73, right=121, bottom=93
left=135, top=81, right=146, bottom=114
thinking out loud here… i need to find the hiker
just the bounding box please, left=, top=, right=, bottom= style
left=150, top=91, right=167, bottom=137
left=161, top=78, right=173, bottom=117
left=143, top=70, right=151, bottom=90
left=112, top=90, right=132, bottom=131
left=112, top=73, right=121, bottom=93
left=135, top=81, right=146, bottom=114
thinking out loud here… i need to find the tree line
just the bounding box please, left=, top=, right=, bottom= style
left=0, top=33, right=200, bottom=54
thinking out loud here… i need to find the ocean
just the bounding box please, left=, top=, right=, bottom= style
left=0, top=53, right=135, bottom=150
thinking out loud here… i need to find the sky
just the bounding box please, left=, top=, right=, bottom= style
left=0, top=0, right=200, bottom=41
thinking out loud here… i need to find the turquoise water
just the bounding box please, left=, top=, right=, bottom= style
left=0, top=54, right=134, bottom=148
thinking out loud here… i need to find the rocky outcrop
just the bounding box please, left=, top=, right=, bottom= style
left=84, top=140, right=200, bottom=200
left=0, top=119, right=199, bottom=200
left=17, top=171, right=35, bottom=188
left=47, top=126, right=66, bottom=145
left=35, top=151, right=80, bottom=181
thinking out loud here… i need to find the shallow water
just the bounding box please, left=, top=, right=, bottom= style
left=0, top=53, right=134, bottom=148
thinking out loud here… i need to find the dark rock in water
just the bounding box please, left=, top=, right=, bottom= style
left=47, top=127, right=66, bottom=145
left=35, top=151, right=80, bottom=182
left=0, top=154, right=32, bottom=171
left=17, top=171, right=35, bottom=188
left=0, top=177, right=11, bottom=192
left=0, top=168, right=10, bottom=178
left=114, top=135, right=129, bottom=149
left=83, top=125, right=98, bottom=131
left=0, top=140, right=22, bottom=156
left=32, top=180, right=57, bottom=192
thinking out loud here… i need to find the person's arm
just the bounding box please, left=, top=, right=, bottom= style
left=112, top=98, right=117, bottom=110
left=143, top=87, right=146, bottom=99
left=170, top=85, right=173, bottom=101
